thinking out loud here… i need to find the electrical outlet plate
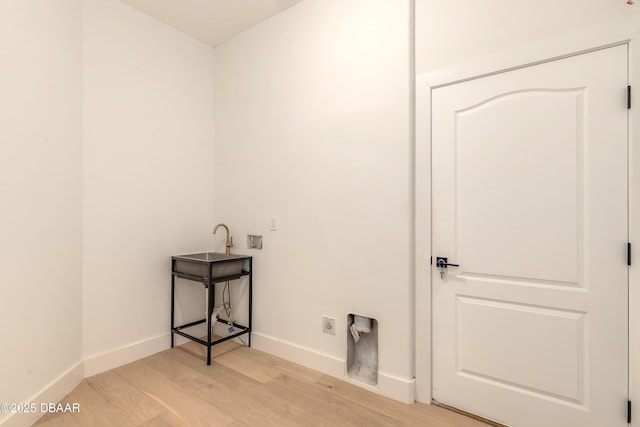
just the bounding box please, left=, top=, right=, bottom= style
left=322, top=316, right=335, bottom=335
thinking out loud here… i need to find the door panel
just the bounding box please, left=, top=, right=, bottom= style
left=457, top=296, right=584, bottom=403
left=457, top=89, right=582, bottom=285
left=432, top=45, right=628, bottom=427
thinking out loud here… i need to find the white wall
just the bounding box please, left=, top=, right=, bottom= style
left=0, top=0, right=217, bottom=421
left=212, top=0, right=414, bottom=400
left=416, top=0, right=640, bottom=74
left=82, top=0, right=216, bottom=372
left=0, top=0, right=83, bottom=423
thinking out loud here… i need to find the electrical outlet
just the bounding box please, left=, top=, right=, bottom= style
left=322, top=316, right=335, bottom=335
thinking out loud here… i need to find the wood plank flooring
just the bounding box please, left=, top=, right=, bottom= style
left=35, top=340, right=489, bottom=426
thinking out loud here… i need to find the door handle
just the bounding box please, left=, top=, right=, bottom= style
left=436, top=257, right=459, bottom=268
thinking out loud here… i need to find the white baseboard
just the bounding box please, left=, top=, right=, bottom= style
left=83, top=333, right=169, bottom=377
left=377, top=371, right=416, bottom=403
left=251, top=332, right=416, bottom=404
left=0, top=362, right=84, bottom=427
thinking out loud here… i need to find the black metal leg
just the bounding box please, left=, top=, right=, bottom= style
left=171, top=274, right=175, bottom=348
left=248, top=258, right=253, bottom=348
left=207, top=281, right=214, bottom=365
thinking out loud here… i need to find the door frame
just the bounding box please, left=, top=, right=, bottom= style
left=414, top=21, right=640, bottom=425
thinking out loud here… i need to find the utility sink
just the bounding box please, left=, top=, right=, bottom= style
left=172, top=252, right=246, bottom=279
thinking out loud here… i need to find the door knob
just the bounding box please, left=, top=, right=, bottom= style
left=436, top=257, right=459, bottom=268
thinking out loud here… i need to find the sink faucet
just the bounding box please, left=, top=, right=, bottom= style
left=213, top=223, right=233, bottom=255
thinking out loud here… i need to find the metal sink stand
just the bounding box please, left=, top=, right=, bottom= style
left=170, top=255, right=252, bottom=365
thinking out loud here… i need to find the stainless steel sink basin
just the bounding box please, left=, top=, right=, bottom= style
left=178, top=252, right=238, bottom=261
left=172, top=252, right=246, bottom=279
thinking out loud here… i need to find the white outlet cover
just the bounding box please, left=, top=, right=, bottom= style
left=322, top=316, right=335, bottom=335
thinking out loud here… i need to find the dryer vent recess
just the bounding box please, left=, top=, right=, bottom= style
left=346, top=314, right=378, bottom=386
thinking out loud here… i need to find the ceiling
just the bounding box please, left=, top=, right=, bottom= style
left=120, top=0, right=303, bottom=47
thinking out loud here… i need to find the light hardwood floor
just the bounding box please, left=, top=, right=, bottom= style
left=35, top=340, right=489, bottom=426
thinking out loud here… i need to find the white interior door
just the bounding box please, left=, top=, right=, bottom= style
left=431, top=45, right=629, bottom=427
